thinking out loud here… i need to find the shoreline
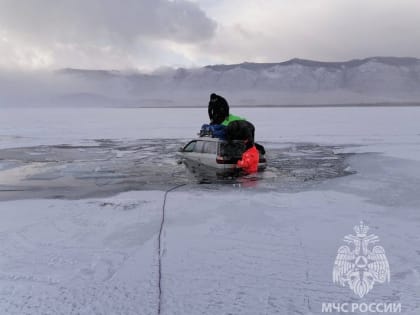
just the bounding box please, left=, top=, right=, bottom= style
left=3, top=102, right=420, bottom=109
left=122, top=102, right=420, bottom=109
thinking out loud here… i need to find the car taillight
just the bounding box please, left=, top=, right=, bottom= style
left=217, top=156, right=235, bottom=164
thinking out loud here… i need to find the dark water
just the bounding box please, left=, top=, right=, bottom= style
left=0, top=139, right=355, bottom=200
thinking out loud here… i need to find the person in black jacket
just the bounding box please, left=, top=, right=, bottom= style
left=225, top=119, right=266, bottom=155
left=208, top=93, right=229, bottom=125
left=225, top=120, right=255, bottom=143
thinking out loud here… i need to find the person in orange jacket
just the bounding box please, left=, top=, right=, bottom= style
left=237, top=140, right=259, bottom=174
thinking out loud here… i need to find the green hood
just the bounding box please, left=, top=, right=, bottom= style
left=221, top=114, right=245, bottom=126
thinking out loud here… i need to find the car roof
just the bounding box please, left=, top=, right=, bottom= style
left=193, top=137, right=223, bottom=142
left=191, top=137, right=246, bottom=144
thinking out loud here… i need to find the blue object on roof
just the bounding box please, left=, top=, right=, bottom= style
left=200, top=124, right=226, bottom=139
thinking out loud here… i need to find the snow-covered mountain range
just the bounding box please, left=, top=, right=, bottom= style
left=2, top=57, right=420, bottom=106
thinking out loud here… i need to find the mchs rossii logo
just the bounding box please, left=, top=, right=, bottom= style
left=322, top=222, right=400, bottom=313
left=333, top=221, right=390, bottom=298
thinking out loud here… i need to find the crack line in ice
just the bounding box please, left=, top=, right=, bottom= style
left=157, top=183, right=187, bottom=315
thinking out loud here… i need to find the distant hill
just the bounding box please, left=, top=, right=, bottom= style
left=205, top=57, right=420, bottom=71
left=2, top=57, right=420, bottom=106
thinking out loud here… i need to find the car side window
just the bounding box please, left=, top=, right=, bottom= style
left=183, top=141, right=196, bottom=152
left=203, top=141, right=217, bottom=154
left=194, top=141, right=204, bottom=153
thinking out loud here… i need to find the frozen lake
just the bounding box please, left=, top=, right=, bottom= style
left=1, top=106, right=420, bottom=314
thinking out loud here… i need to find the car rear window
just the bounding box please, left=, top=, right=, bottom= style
left=219, top=141, right=245, bottom=158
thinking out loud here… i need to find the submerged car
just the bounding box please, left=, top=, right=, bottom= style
left=177, top=137, right=266, bottom=177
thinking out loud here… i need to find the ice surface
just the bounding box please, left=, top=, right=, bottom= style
left=1, top=107, right=420, bottom=314
left=0, top=191, right=163, bottom=314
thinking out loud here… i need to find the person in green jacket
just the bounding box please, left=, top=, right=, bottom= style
left=221, top=113, right=245, bottom=126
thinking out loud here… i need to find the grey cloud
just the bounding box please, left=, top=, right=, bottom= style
left=190, top=0, right=420, bottom=64
left=0, top=0, right=217, bottom=45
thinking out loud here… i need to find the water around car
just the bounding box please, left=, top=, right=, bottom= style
left=0, top=139, right=354, bottom=200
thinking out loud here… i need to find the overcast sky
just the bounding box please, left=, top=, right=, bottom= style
left=1, top=0, right=420, bottom=71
